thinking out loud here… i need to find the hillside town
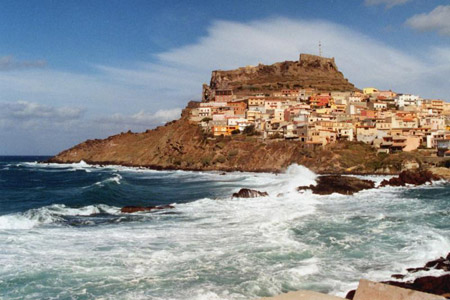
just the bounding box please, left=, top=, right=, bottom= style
left=189, top=83, right=450, bottom=157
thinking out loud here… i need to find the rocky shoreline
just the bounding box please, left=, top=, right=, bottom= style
left=43, top=156, right=450, bottom=182
left=345, top=253, right=450, bottom=299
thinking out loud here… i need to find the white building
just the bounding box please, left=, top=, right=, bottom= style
left=396, top=94, right=422, bottom=107
left=227, top=117, right=248, bottom=126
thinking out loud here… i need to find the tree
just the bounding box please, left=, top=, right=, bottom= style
left=243, top=124, right=256, bottom=136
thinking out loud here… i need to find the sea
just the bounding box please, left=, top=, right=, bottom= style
left=0, top=156, right=449, bottom=300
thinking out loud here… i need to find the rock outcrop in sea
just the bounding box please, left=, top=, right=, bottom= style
left=346, top=253, right=450, bottom=299
left=232, top=188, right=269, bottom=198
left=379, top=170, right=441, bottom=187
left=297, top=175, right=375, bottom=195
left=120, top=205, right=174, bottom=213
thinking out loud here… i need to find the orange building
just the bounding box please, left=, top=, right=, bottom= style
left=309, top=95, right=331, bottom=108
left=227, top=101, right=247, bottom=115
left=212, top=125, right=239, bottom=136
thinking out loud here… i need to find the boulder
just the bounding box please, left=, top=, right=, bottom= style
left=424, top=255, right=450, bottom=272
left=353, top=279, right=446, bottom=300
left=232, top=188, right=268, bottom=198
left=259, top=290, right=345, bottom=299
left=298, top=175, right=375, bottom=195
left=346, top=253, right=450, bottom=299
left=380, top=170, right=440, bottom=187
left=121, top=204, right=174, bottom=213
left=383, top=275, right=450, bottom=298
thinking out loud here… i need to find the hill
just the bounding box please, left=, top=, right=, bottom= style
left=48, top=107, right=425, bottom=174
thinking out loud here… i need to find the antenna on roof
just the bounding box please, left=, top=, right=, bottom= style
left=319, top=41, right=322, bottom=57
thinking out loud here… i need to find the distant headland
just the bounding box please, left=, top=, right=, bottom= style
left=48, top=53, right=450, bottom=178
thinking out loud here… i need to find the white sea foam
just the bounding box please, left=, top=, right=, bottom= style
left=0, top=204, right=120, bottom=230
left=0, top=214, right=43, bottom=230
left=94, top=173, right=122, bottom=186
left=1, top=164, right=449, bottom=299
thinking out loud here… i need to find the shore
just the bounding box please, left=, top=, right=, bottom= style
left=261, top=253, right=450, bottom=300
left=43, top=158, right=450, bottom=182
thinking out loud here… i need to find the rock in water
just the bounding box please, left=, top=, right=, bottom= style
left=346, top=252, right=450, bottom=299
left=380, top=170, right=440, bottom=187
left=232, top=188, right=268, bottom=198
left=298, top=175, right=375, bottom=195
left=121, top=204, right=174, bottom=213
left=383, top=275, right=450, bottom=298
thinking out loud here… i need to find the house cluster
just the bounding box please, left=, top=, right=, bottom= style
left=189, top=87, right=450, bottom=156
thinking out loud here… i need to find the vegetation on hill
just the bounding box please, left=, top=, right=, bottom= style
left=49, top=108, right=432, bottom=174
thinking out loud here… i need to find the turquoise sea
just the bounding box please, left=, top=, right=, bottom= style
left=0, top=156, right=449, bottom=299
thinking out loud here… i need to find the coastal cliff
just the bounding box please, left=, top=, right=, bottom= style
left=48, top=107, right=427, bottom=174
left=48, top=54, right=448, bottom=176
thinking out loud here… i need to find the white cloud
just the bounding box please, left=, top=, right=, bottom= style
left=0, top=100, right=84, bottom=121
left=154, top=17, right=448, bottom=98
left=364, top=0, right=411, bottom=8
left=97, top=108, right=182, bottom=129
left=0, top=55, right=46, bottom=71
left=1, top=17, right=450, bottom=154
left=406, top=5, right=450, bottom=36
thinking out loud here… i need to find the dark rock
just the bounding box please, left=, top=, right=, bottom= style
left=380, top=170, right=440, bottom=187
left=345, top=289, right=355, bottom=300
left=424, top=257, right=450, bottom=272
left=298, top=175, right=375, bottom=195
left=383, top=274, right=450, bottom=298
left=346, top=253, right=450, bottom=299
left=232, top=188, right=268, bottom=198
left=121, top=204, right=174, bottom=213
left=406, top=267, right=430, bottom=273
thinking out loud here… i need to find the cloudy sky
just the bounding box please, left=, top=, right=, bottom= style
left=1, top=0, right=450, bottom=155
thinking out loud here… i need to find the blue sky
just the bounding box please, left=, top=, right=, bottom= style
left=1, top=0, right=450, bottom=155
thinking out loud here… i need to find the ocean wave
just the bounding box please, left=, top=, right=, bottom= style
left=94, top=173, right=122, bottom=186
left=1, top=162, right=449, bottom=299
left=0, top=204, right=121, bottom=230
left=16, top=160, right=95, bottom=173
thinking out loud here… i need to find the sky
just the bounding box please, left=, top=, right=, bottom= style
left=1, top=0, right=450, bottom=155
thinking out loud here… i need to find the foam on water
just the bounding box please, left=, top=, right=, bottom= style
left=0, top=204, right=121, bottom=230
left=1, top=161, right=449, bottom=299
left=94, top=173, right=122, bottom=186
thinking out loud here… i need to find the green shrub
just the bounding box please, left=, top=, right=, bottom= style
left=215, top=155, right=226, bottom=163
left=201, top=155, right=213, bottom=166
left=216, top=142, right=225, bottom=149
left=228, top=149, right=239, bottom=157
left=270, top=132, right=282, bottom=139
left=439, top=159, right=450, bottom=168
left=243, top=125, right=256, bottom=136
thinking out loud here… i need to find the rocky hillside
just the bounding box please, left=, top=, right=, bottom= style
left=206, top=54, right=357, bottom=97
left=49, top=108, right=427, bottom=174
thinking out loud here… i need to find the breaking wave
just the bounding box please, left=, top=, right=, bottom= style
left=1, top=159, right=449, bottom=299
left=0, top=204, right=121, bottom=230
